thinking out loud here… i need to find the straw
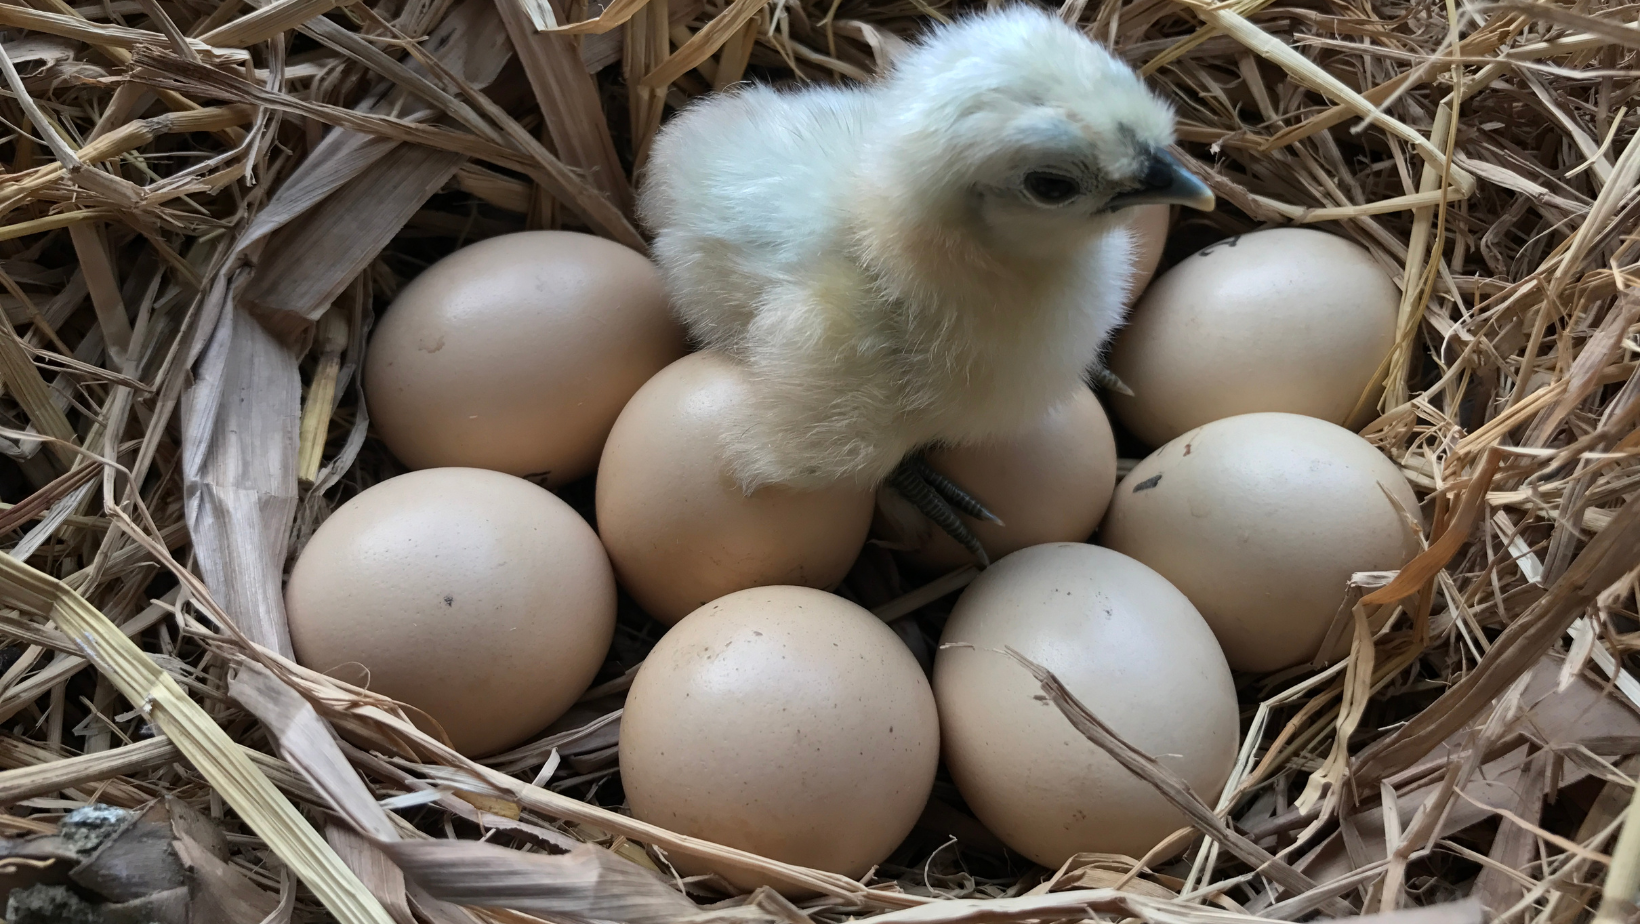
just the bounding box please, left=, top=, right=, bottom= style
left=0, top=0, right=1633, bottom=919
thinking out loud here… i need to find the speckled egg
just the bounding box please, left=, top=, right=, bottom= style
left=935, top=543, right=1238, bottom=867
left=285, top=467, right=616, bottom=756
left=619, top=586, right=940, bottom=890
left=596, top=352, right=875, bottom=624
left=1100, top=412, right=1423, bottom=672
left=1107, top=227, right=1399, bottom=447
left=894, top=387, right=1118, bottom=572
left=365, top=231, right=685, bottom=485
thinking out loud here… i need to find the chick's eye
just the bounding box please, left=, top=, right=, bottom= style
left=1023, top=171, right=1081, bottom=204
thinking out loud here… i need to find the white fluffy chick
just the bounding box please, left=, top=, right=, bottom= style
left=639, top=4, right=1214, bottom=564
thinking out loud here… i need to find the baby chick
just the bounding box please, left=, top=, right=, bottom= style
left=639, top=5, right=1214, bottom=565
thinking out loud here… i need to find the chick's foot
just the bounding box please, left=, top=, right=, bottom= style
left=887, top=455, right=1003, bottom=568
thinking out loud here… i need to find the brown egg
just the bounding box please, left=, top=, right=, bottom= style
left=934, top=543, right=1237, bottom=867
left=620, top=586, right=939, bottom=890
left=1107, top=227, right=1399, bottom=447
left=596, top=352, right=875, bottom=624
left=1100, top=412, right=1422, bottom=673
left=285, top=468, right=616, bottom=756
left=365, top=231, right=685, bottom=485
left=1122, top=204, right=1172, bottom=305
left=894, top=387, right=1117, bottom=572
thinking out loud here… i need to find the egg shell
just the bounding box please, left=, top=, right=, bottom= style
left=1122, top=204, right=1171, bottom=305
left=595, top=351, right=875, bottom=625
left=365, top=231, right=685, bottom=484
left=619, top=586, right=940, bottom=890
left=1107, top=227, right=1399, bottom=447
left=285, top=467, right=616, bottom=756
left=1100, top=412, right=1422, bottom=673
left=934, top=543, right=1237, bottom=867
left=898, top=387, right=1117, bottom=572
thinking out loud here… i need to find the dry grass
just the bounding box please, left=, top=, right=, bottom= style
left=0, top=0, right=1635, bottom=920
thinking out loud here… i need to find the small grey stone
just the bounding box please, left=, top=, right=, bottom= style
left=6, top=883, right=105, bottom=924
left=59, top=805, right=135, bottom=856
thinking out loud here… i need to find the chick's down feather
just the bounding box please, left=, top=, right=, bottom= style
left=640, top=5, right=1187, bottom=494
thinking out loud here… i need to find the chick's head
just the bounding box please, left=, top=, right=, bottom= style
left=872, top=5, right=1213, bottom=257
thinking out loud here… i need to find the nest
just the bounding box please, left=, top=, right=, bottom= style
left=0, top=0, right=1635, bottom=921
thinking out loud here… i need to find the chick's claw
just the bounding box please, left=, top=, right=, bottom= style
left=1088, top=365, right=1134, bottom=396
left=888, top=457, right=998, bottom=568
left=911, top=457, right=1004, bottom=526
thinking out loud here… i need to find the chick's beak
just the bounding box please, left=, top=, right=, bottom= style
left=1107, top=150, right=1216, bottom=213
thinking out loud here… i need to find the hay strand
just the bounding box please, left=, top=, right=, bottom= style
left=0, top=0, right=1634, bottom=918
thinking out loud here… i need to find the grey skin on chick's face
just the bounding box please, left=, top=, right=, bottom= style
left=639, top=5, right=1216, bottom=569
